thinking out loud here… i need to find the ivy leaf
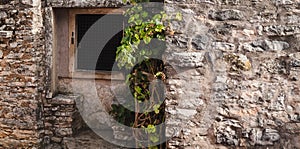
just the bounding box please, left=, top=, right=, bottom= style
left=133, top=14, right=140, bottom=19
left=135, top=19, right=142, bottom=25
left=153, top=14, right=162, bottom=21
left=134, top=34, right=139, bottom=40
left=141, top=11, right=148, bottom=18
left=150, top=135, right=159, bottom=143
left=133, top=39, right=140, bottom=45
left=134, top=86, right=142, bottom=94
left=140, top=49, right=146, bottom=55
left=129, top=0, right=140, bottom=5
left=156, top=34, right=164, bottom=40
left=128, top=16, right=135, bottom=23
left=137, top=5, right=143, bottom=11
left=149, top=146, right=158, bottom=149
left=116, top=45, right=124, bottom=54
left=125, top=74, right=132, bottom=84
left=161, top=13, right=167, bottom=20
left=175, top=12, right=182, bottom=21
left=157, top=24, right=164, bottom=30
left=143, top=36, right=151, bottom=44
left=139, top=29, right=145, bottom=37
left=153, top=104, right=160, bottom=114
left=145, top=124, right=156, bottom=133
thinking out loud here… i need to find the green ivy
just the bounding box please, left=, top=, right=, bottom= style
left=116, top=2, right=166, bottom=69
left=110, top=0, right=181, bottom=148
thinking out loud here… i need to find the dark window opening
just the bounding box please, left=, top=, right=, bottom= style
left=96, top=30, right=123, bottom=71
left=76, top=14, right=123, bottom=71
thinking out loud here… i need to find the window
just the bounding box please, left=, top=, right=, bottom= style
left=54, top=6, right=163, bottom=81
left=68, top=9, right=124, bottom=79
left=75, top=14, right=123, bottom=71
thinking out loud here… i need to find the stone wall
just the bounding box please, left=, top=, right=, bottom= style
left=0, top=0, right=44, bottom=148
left=0, top=0, right=299, bottom=148
left=164, top=0, right=300, bottom=148
left=43, top=94, right=84, bottom=145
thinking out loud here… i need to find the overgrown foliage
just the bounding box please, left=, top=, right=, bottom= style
left=116, top=1, right=166, bottom=69
left=111, top=0, right=167, bottom=148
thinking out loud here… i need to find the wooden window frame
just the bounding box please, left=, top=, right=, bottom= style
left=68, top=8, right=125, bottom=80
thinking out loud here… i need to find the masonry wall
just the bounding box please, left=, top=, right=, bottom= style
left=164, top=0, right=300, bottom=148
left=0, top=0, right=300, bottom=148
left=42, top=0, right=125, bottom=146
left=0, top=0, right=44, bottom=148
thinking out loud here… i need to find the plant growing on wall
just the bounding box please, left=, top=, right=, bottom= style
left=110, top=0, right=170, bottom=148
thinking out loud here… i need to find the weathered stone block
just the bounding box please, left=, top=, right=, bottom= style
left=177, top=108, right=197, bottom=119
left=49, top=94, right=79, bottom=105
left=212, top=42, right=236, bottom=52
left=170, top=35, right=188, bottom=48
left=191, top=34, right=211, bottom=50
left=0, top=11, right=7, bottom=18
left=51, top=136, right=62, bottom=143
left=264, top=25, right=300, bottom=36
left=0, top=31, right=13, bottom=38
left=55, top=128, right=72, bottom=137
left=165, top=52, right=205, bottom=68
left=252, top=40, right=290, bottom=51
left=209, top=9, right=244, bottom=21
left=0, top=50, right=3, bottom=59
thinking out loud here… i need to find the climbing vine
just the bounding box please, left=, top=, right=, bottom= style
left=113, top=0, right=165, bottom=148
left=110, top=0, right=181, bottom=148
left=116, top=0, right=166, bottom=69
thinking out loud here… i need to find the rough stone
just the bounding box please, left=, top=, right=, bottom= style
left=262, top=129, right=280, bottom=142
left=273, top=0, right=294, bottom=5
left=165, top=2, right=300, bottom=148
left=165, top=52, right=205, bottom=68
left=290, top=59, right=300, bottom=67
left=241, top=43, right=264, bottom=52
left=213, top=42, right=236, bottom=52
left=171, top=35, right=188, bottom=48
left=0, top=31, right=13, bottom=38
left=264, top=25, right=300, bottom=36
left=5, top=18, right=15, bottom=25
left=191, top=34, right=211, bottom=50
left=252, top=40, right=290, bottom=51
left=0, top=11, right=7, bottom=19
left=9, top=42, right=18, bottom=48
left=209, top=9, right=244, bottom=21
left=177, top=108, right=197, bottom=118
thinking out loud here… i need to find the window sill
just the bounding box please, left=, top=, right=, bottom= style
left=60, top=70, right=125, bottom=80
